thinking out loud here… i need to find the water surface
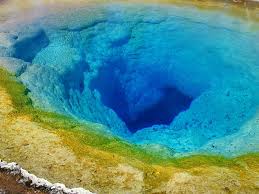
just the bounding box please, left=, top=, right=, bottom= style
left=1, top=3, right=259, bottom=156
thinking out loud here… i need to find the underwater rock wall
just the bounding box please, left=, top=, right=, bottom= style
left=0, top=4, right=258, bottom=156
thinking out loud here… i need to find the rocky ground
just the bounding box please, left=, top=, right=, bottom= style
left=0, top=160, right=92, bottom=194
left=0, top=170, right=46, bottom=194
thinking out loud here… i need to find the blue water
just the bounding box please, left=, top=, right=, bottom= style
left=1, top=3, right=259, bottom=156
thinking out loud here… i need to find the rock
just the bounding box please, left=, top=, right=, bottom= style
left=0, top=57, right=30, bottom=76
left=0, top=32, right=17, bottom=48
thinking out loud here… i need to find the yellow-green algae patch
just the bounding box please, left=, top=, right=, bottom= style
left=0, top=68, right=259, bottom=193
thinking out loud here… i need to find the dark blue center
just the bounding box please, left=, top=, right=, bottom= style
left=90, top=57, right=193, bottom=132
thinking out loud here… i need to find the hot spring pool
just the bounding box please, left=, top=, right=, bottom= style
left=1, top=3, right=259, bottom=156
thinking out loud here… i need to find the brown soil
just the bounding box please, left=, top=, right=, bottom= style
left=0, top=170, right=47, bottom=194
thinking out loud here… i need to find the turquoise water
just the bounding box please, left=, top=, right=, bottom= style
left=1, top=3, right=259, bottom=156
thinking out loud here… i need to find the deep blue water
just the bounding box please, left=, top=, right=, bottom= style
left=1, top=3, right=259, bottom=156
left=89, top=56, right=193, bottom=132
